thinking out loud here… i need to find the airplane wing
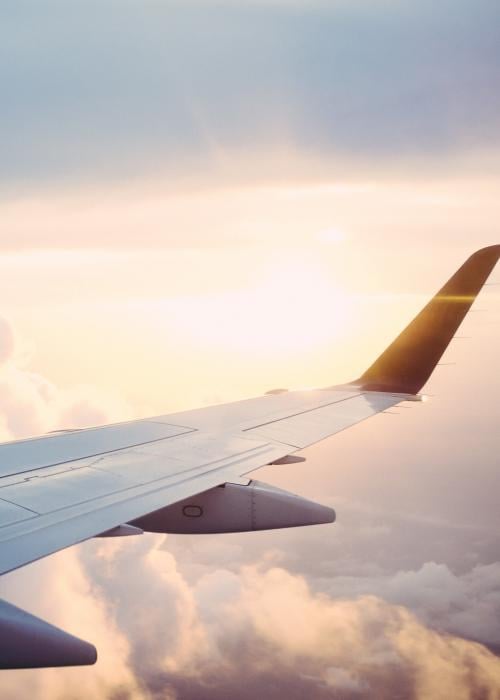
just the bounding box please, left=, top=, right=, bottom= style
left=0, top=245, right=498, bottom=669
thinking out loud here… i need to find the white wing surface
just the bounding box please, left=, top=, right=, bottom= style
left=0, top=388, right=399, bottom=578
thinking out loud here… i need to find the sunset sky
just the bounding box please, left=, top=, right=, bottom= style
left=1, top=1, right=500, bottom=698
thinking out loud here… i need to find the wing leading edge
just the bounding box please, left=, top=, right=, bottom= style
left=0, top=246, right=498, bottom=668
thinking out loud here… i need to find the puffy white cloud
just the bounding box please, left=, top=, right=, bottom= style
left=322, top=561, right=500, bottom=649
left=226, top=566, right=500, bottom=699
left=2, top=480, right=500, bottom=700
left=0, top=316, right=132, bottom=440
left=76, top=543, right=500, bottom=699
left=0, top=547, right=143, bottom=700
left=80, top=536, right=211, bottom=679
left=0, top=317, right=15, bottom=365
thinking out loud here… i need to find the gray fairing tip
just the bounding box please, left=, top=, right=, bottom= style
left=0, top=599, right=97, bottom=669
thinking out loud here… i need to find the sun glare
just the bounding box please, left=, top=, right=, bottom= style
left=316, top=228, right=348, bottom=244
left=142, top=255, right=353, bottom=359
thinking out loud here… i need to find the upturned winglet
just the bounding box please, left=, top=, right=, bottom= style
left=355, top=245, right=500, bottom=395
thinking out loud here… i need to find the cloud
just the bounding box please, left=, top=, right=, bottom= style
left=0, top=547, right=143, bottom=700
left=0, top=317, right=15, bottom=364
left=22, top=538, right=500, bottom=700
left=82, top=537, right=211, bottom=680
left=218, top=566, right=500, bottom=699
left=319, top=561, right=500, bottom=650
left=0, top=316, right=132, bottom=440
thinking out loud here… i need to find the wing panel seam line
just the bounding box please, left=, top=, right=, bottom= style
left=242, top=392, right=364, bottom=432
left=0, top=428, right=198, bottom=480
left=0, top=497, right=40, bottom=516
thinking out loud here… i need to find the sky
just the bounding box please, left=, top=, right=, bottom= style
left=0, top=1, right=500, bottom=698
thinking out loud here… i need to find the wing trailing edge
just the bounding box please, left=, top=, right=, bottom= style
left=355, top=245, right=500, bottom=395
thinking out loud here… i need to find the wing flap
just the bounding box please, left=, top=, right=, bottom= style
left=0, top=420, right=194, bottom=478
left=0, top=466, right=138, bottom=514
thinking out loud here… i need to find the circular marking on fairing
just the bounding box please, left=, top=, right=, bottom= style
left=183, top=505, right=203, bottom=518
